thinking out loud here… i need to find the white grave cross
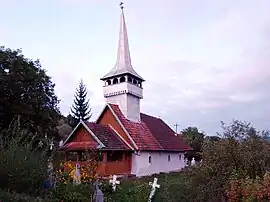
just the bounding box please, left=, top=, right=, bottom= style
left=148, top=178, right=160, bottom=202
left=191, top=157, right=196, bottom=166
left=109, top=175, right=120, bottom=192
left=49, top=142, right=54, bottom=151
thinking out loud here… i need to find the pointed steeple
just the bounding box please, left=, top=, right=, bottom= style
left=101, top=4, right=144, bottom=81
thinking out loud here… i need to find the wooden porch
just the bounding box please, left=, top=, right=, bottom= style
left=63, top=150, right=132, bottom=177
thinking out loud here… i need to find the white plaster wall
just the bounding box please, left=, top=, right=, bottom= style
left=103, top=82, right=143, bottom=98
left=103, top=82, right=142, bottom=122
left=131, top=151, right=187, bottom=177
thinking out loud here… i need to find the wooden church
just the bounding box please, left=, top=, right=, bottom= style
left=61, top=5, right=192, bottom=177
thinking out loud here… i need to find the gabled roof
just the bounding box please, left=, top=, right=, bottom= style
left=140, top=113, right=192, bottom=151
left=86, top=122, right=131, bottom=150
left=108, top=104, right=192, bottom=152
left=61, top=120, right=131, bottom=151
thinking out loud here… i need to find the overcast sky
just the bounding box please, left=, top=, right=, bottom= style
left=1, top=0, right=270, bottom=135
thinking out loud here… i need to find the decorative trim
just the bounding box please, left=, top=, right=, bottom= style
left=95, top=104, right=108, bottom=123
left=62, top=120, right=82, bottom=146
left=108, top=124, right=134, bottom=150
left=107, top=104, right=139, bottom=150
left=81, top=121, right=105, bottom=148
left=62, top=120, right=105, bottom=149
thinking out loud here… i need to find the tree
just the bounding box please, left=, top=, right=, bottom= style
left=56, top=116, right=73, bottom=138
left=184, top=120, right=270, bottom=201
left=70, top=80, right=92, bottom=127
left=0, top=46, right=60, bottom=139
left=181, top=126, right=205, bottom=162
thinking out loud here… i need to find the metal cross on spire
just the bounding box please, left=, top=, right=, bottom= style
left=119, top=2, right=124, bottom=10
left=174, top=123, right=179, bottom=133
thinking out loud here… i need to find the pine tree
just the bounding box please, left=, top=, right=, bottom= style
left=70, top=80, right=92, bottom=126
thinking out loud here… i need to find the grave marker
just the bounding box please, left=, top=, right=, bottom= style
left=191, top=157, right=196, bottom=166
left=73, top=163, right=81, bottom=185
left=93, top=179, right=104, bottom=202
left=148, top=178, right=160, bottom=202
left=109, top=175, right=120, bottom=192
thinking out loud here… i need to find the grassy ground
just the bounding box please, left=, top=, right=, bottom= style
left=102, top=171, right=187, bottom=202
left=0, top=171, right=187, bottom=202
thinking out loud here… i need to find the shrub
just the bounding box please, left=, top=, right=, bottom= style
left=0, top=190, right=54, bottom=202
left=0, top=129, right=48, bottom=195
left=52, top=182, right=92, bottom=201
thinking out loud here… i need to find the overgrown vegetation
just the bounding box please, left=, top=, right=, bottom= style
left=2, top=119, right=270, bottom=201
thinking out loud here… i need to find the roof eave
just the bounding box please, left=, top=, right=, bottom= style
left=100, top=73, right=145, bottom=82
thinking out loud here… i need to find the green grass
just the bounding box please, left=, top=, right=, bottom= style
left=0, top=171, right=188, bottom=202
left=102, top=171, right=188, bottom=202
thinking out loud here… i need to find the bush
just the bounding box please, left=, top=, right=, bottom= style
left=0, top=129, right=48, bottom=195
left=0, top=190, right=54, bottom=202
left=52, top=182, right=92, bottom=201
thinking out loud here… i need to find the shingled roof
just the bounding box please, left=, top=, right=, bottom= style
left=86, top=122, right=130, bottom=150
left=108, top=104, right=192, bottom=152
left=62, top=121, right=131, bottom=151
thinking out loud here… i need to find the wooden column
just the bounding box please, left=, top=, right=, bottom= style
left=103, top=152, right=107, bottom=162
left=64, top=152, right=67, bottom=161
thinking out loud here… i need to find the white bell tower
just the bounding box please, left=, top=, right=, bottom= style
left=100, top=4, right=144, bottom=122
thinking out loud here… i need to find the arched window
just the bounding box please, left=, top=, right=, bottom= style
left=127, top=76, right=132, bottom=83
left=133, top=79, right=137, bottom=85
left=106, top=80, right=111, bottom=85
left=168, top=155, right=171, bottom=162
left=149, top=156, right=152, bottom=163
left=138, top=82, right=142, bottom=87
left=113, top=78, right=118, bottom=84
left=179, top=154, right=182, bottom=160
left=120, top=76, right=125, bottom=83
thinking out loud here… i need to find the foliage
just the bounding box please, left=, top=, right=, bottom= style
left=70, top=79, right=92, bottom=127
left=181, top=126, right=205, bottom=161
left=52, top=182, right=92, bottom=202
left=0, top=190, right=55, bottom=202
left=0, top=46, right=60, bottom=139
left=227, top=172, right=270, bottom=201
left=0, top=126, right=49, bottom=196
left=177, top=120, right=270, bottom=201
left=56, top=116, right=73, bottom=138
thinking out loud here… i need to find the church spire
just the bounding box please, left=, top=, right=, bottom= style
left=101, top=3, right=144, bottom=81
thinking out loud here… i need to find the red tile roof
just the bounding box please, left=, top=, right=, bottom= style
left=109, top=104, right=192, bottom=151
left=62, top=122, right=131, bottom=151
left=86, top=122, right=130, bottom=150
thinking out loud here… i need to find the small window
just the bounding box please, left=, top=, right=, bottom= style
left=120, top=76, right=125, bottom=83
left=106, top=80, right=111, bottom=85
left=133, top=79, right=137, bottom=85
left=138, top=82, right=142, bottom=87
left=127, top=76, right=132, bottom=83
left=113, top=78, right=118, bottom=84
left=179, top=154, right=181, bottom=160
left=168, top=155, right=171, bottom=162
left=149, top=156, right=152, bottom=163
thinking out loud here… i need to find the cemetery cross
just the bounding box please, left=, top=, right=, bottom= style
left=109, top=175, right=120, bottom=192
left=148, top=178, right=160, bottom=202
